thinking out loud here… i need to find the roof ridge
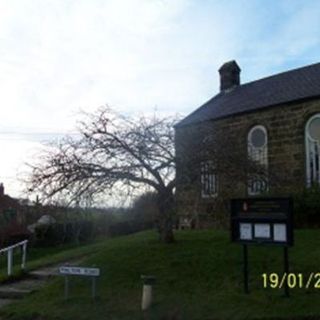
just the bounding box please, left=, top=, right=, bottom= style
left=241, top=61, right=320, bottom=88
left=176, top=61, right=320, bottom=128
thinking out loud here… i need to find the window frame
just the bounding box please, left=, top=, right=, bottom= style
left=305, top=113, right=320, bottom=186
left=247, top=125, right=269, bottom=196
left=200, top=160, right=218, bottom=198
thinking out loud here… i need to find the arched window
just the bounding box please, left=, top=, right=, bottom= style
left=305, top=114, right=320, bottom=186
left=200, top=160, right=218, bottom=198
left=247, top=125, right=268, bottom=195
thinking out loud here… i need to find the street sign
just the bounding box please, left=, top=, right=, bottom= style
left=231, top=197, right=293, bottom=246
left=59, top=266, right=100, bottom=277
left=59, top=266, right=100, bottom=299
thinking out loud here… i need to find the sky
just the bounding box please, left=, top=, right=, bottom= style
left=0, top=0, right=319, bottom=199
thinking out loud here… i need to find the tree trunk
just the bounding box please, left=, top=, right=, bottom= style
left=157, top=189, right=175, bottom=243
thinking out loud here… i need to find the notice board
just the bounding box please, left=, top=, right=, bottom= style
left=231, top=198, right=293, bottom=246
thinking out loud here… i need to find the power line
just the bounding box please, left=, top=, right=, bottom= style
left=0, top=131, right=80, bottom=142
left=0, top=131, right=78, bottom=135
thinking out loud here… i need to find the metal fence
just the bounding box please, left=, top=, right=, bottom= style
left=0, top=240, right=28, bottom=276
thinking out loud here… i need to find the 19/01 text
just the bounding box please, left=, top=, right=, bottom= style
left=262, top=273, right=320, bottom=289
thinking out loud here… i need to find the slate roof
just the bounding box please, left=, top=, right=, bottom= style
left=176, top=62, right=320, bottom=128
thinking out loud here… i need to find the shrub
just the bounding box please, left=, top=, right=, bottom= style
left=34, top=224, right=64, bottom=246
left=293, top=184, right=320, bottom=228
left=34, top=220, right=94, bottom=247
left=108, top=220, right=154, bottom=237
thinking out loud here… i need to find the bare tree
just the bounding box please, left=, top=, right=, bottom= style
left=27, top=107, right=177, bottom=243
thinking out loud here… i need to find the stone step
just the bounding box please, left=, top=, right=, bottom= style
left=29, top=266, right=60, bottom=279
left=0, top=258, right=88, bottom=307
left=11, top=279, right=47, bottom=291
left=0, top=288, right=32, bottom=299
left=29, top=270, right=54, bottom=279
left=0, top=299, right=15, bottom=307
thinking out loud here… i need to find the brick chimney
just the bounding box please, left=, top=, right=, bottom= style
left=0, top=183, right=4, bottom=197
left=218, top=60, right=241, bottom=92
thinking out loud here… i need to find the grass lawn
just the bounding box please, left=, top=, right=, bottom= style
left=0, top=229, right=320, bottom=320
left=0, top=238, right=106, bottom=282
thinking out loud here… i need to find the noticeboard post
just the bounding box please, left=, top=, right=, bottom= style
left=230, top=198, right=293, bottom=296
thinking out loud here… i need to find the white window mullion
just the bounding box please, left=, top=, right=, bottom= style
left=306, top=137, right=311, bottom=186
left=305, top=114, right=320, bottom=187
left=312, top=141, right=316, bottom=182
left=200, top=160, right=218, bottom=198
left=247, top=125, right=268, bottom=195
left=316, top=142, right=320, bottom=184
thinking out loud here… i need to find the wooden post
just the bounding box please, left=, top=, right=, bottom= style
left=284, top=247, right=289, bottom=297
left=243, top=244, right=249, bottom=294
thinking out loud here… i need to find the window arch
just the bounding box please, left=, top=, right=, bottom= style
left=305, top=114, right=320, bottom=186
left=200, top=160, right=218, bottom=198
left=247, top=125, right=268, bottom=195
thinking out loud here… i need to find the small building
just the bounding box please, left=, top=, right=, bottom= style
left=0, top=183, right=30, bottom=244
left=175, top=61, right=320, bottom=228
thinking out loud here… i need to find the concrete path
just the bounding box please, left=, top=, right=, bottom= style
left=0, top=260, right=82, bottom=308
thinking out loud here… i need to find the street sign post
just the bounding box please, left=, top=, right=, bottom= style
left=59, top=266, right=100, bottom=299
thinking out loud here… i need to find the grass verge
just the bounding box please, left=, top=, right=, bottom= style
left=0, top=229, right=320, bottom=319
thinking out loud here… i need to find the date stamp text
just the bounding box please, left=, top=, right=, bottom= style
left=262, top=273, right=320, bottom=289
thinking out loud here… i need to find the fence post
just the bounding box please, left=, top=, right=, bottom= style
left=21, top=242, right=27, bottom=269
left=7, top=248, right=13, bottom=276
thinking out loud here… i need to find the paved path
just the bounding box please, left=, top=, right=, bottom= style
left=0, top=260, right=83, bottom=308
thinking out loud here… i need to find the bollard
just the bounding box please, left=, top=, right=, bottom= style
left=141, top=275, right=156, bottom=311
left=7, top=249, right=13, bottom=276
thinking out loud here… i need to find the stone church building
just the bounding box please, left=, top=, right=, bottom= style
left=175, top=61, right=320, bottom=228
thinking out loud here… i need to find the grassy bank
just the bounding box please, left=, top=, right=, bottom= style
left=0, top=238, right=107, bottom=282
left=1, top=229, right=320, bottom=319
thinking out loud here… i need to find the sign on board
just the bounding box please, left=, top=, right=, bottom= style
left=59, top=266, right=100, bottom=277
left=231, top=198, right=293, bottom=246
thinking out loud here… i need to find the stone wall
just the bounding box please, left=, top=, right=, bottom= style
left=175, top=97, right=320, bottom=228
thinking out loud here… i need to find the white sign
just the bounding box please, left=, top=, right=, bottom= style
left=273, top=224, right=287, bottom=242
left=240, top=223, right=252, bottom=240
left=254, top=223, right=271, bottom=238
left=59, top=266, right=100, bottom=277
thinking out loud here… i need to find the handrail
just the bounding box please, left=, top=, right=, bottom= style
left=0, top=240, right=28, bottom=276
left=0, top=240, right=28, bottom=254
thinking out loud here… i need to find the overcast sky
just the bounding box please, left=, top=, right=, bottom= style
left=0, top=0, right=319, bottom=199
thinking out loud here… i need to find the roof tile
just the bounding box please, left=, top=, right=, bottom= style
left=176, top=62, right=320, bottom=127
